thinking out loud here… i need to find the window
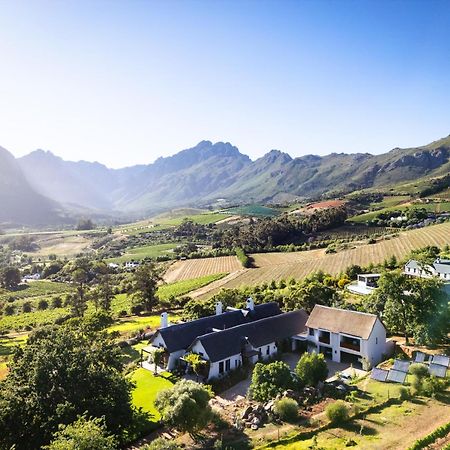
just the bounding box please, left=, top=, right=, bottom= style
left=266, top=345, right=270, bottom=355
left=225, top=359, right=231, bottom=371
left=309, top=328, right=315, bottom=336
left=235, top=359, right=239, bottom=368
left=375, top=337, right=378, bottom=345
left=219, top=361, right=224, bottom=374
left=198, top=352, right=204, bottom=356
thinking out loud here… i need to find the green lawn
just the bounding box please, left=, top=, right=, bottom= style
left=221, top=204, right=280, bottom=217
left=129, top=368, right=175, bottom=420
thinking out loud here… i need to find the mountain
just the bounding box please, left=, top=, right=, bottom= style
left=0, top=146, right=62, bottom=225
left=12, top=134, right=450, bottom=220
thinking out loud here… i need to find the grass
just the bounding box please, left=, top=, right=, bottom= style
left=111, top=273, right=226, bottom=315
left=106, top=243, right=178, bottom=263
left=221, top=204, right=280, bottom=217
left=0, top=307, right=69, bottom=333
left=129, top=368, right=175, bottom=420
left=108, top=314, right=181, bottom=335
left=0, top=281, right=72, bottom=302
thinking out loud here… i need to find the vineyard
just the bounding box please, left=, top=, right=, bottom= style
left=183, top=221, right=450, bottom=298
left=163, top=255, right=242, bottom=283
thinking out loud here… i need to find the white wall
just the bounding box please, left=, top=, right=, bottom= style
left=149, top=333, right=183, bottom=370
left=208, top=354, right=242, bottom=380
left=362, top=318, right=386, bottom=367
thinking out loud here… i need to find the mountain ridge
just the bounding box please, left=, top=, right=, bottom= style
left=5, top=134, right=449, bottom=223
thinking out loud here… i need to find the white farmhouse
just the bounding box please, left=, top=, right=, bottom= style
left=347, top=273, right=380, bottom=295
left=187, top=310, right=308, bottom=381
left=306, top=305, right=386, bottom=369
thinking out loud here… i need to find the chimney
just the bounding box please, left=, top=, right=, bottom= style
left=246, top=297, right=255, bottom=311
left=160, top=312, right=169, bottom=328
left=215, top=301, right=223, bottom=315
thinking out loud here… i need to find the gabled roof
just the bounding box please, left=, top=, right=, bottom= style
left=306, top=305, right=382, bottom=339
left=190, top=310, right=308, bottom=362
left=150, top=302, right=281, bottom=353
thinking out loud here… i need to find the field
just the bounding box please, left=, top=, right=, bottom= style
left=0, top=280, right=72, bottom=302
left=221, top=205, right=280, bottom=217
left=267, top=389, right=450, bottom=450
left=106, top=243, right=178, bottom=263
left=369, top=195, right=410, bottom=209
left=108, top=314, right=181, bottom=335
left=181, top=221, right=450, bottom=297
left=163, top=256, right=242, bottom=283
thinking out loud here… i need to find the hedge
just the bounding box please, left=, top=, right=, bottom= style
left=235, top=247, right=252, bottom=268
left=407, top=421, right=450, bottom=450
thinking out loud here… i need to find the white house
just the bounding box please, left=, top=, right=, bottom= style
left=347, top=273, right=381, bottom=295
left=146, top=300, right=282, bottom=372
left=306, top=305, right=386, bottom=369
left=404, top=258, right=450, bottom=281
left=187, top=309, right=308, bottom=381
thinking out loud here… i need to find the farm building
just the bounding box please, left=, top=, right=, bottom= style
left=187, top=310, right=308, bottom=380
left=404, top=258, right=450, bottom=280
left=146, top=299, right=281, bottom=372
left=305, top=305, right=386, bottom=369
left=347, top=273, right=380, bottom=295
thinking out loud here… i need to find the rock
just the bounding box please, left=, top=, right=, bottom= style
left=241, top=406, right=252, bottom=419
left=251, top=424, right=259, bottom=430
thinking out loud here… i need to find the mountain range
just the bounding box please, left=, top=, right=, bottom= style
left=1, top=135, right=449, bottom=226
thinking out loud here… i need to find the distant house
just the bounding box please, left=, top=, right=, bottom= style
left=124, top=261, right=140, bottom=270
left=404, top=258, right=450, bottom=281
left=188, top=310, right=308, bottom=380
left=22, top=273, right=41, bottom=282
left=147, top=299, right=281, bottom=372
left=306, top=305, right=386, bottom=369
left=347, top=273, right=381, bottom=295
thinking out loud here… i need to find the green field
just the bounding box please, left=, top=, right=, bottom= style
left=106, top=243, right=178, bottom=263
left=129, top=368, right=174, bottom=421
left=108, top=314, right=181, bottom=335
left=222, top=204, right=280, bottom=217
left=369, top=195, right=410, bottom=209
left=0, top=281, right=72, bottom=302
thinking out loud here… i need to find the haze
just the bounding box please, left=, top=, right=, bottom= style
left=1, top=0, right=449, bottom=168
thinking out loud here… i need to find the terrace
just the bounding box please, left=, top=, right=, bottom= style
left=318, top=330, right=330, bottom=345
left=340, top=335, right=361, bottom=352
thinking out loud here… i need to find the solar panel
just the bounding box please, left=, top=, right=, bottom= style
left=429, top=363, right=448, bottom=378
left=371, top=368, right=389, bottom=382
left=414, top=352, right=427, bottom=364
left=387, top=369, right=407, bottom=384
left=393, top=359, right=411, bottom=373
left=431, top=355, right=450, bottom=368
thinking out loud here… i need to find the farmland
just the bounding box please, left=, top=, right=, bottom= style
left=106, top=243, right=178, bottom=263
left=221, top=204, right=280, bottom=217
left=163, top=255, right=242, bottom=283
left=177, top=221, right=450, bottom=297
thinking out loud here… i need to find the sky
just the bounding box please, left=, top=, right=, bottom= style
left=0, top=0, right=449, bottom=168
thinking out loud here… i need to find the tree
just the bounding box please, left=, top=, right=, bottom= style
left=152, top=348, right=166, bottom=375
left=67, top=258, right=91, bottom=317
left=249, top=361, right=294, bottom=402
left=76, top=219, right=96, bottom=230
left=91, top=273, right=114, bottom=312
left=155, top=380, right=213, bottom=434
left=128, top=262, right=162, bottom=312
left=0, top=266, right=21, bottom=290
left=44, top=415, right=117, bottom=450
left=184, top=353, right=206, bottom=381
left=0, top=322, right=134, bottom=449
left=295, top=352, right=328, bottom=387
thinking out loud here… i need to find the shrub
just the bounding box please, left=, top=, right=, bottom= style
left=249, top=361, right=294, bottom=402
left=295, top=352, right=328, bottom=387
left=409, top=363, right=428, bottom=378
left=399, top=386, right=411, bottom=401
left=22, top=302, right=32, bottom=313
left=51, top=297, right=63, bottom=309
left=235, top=247, right=252, bottom=268
left=144, top=437, right=181, bottom=450
left=326, top=401, right=349, bottom=424
left=273, top=398, right=298, bottom=422
left=421, top=376, right=446, bottom=398
left=38, top=299, right=49, bottom=310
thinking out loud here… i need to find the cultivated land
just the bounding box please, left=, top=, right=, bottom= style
left=175, top=221, right=450, bottom=298
left=163, top=255, right=242, bottom=283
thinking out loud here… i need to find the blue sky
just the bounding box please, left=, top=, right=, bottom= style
left=0, top=0, right=449, bottom=168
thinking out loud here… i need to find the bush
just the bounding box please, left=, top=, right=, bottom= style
left=409, top=363, right=428, bottom=378
left=326, top=401, right=349, bottom=424
left=399, top=386, right=411, bottom=401
left=22, top=302, right=32, bottom=313
left=273, top=398, right=298, bottom=422
left=144, top=437, right=181, bottom=450
left=38, top=299, right=49, bottom=310
left=295, top=352, right=328, bottom=387
left=51, top=297, right=63, bottom=309
left=235, top=247, right=252, bottom=268
left=421, top=376, right=446, bottom=398
left=249, top=361, right=294, bottom=402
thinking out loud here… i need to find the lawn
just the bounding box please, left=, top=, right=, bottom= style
left=129, top=368, right=175, bottom=421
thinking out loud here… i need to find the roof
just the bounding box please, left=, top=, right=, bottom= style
left=150, top=302, right=281, bottom=353
left=190, top=310, right=308, bottom=362
left=405, top=259, right=450, bottom=275
left=306, top=305, right=382, bottom=339
left=357, top=273, right=381, bottom=278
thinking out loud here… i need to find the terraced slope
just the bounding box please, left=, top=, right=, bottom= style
left=183, top=221, right=450, bottom=299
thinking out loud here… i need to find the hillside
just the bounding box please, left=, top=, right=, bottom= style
left=0, top=146, right=62, bottom=226
left=9, top=133, right=450, bottom=219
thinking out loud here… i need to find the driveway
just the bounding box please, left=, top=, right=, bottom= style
left=217, top=353, right=363, bottom=403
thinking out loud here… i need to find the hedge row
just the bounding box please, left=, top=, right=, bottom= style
left=407, top=421, right=450, bottom=450
left=235, top=247, right=252, bottom=268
